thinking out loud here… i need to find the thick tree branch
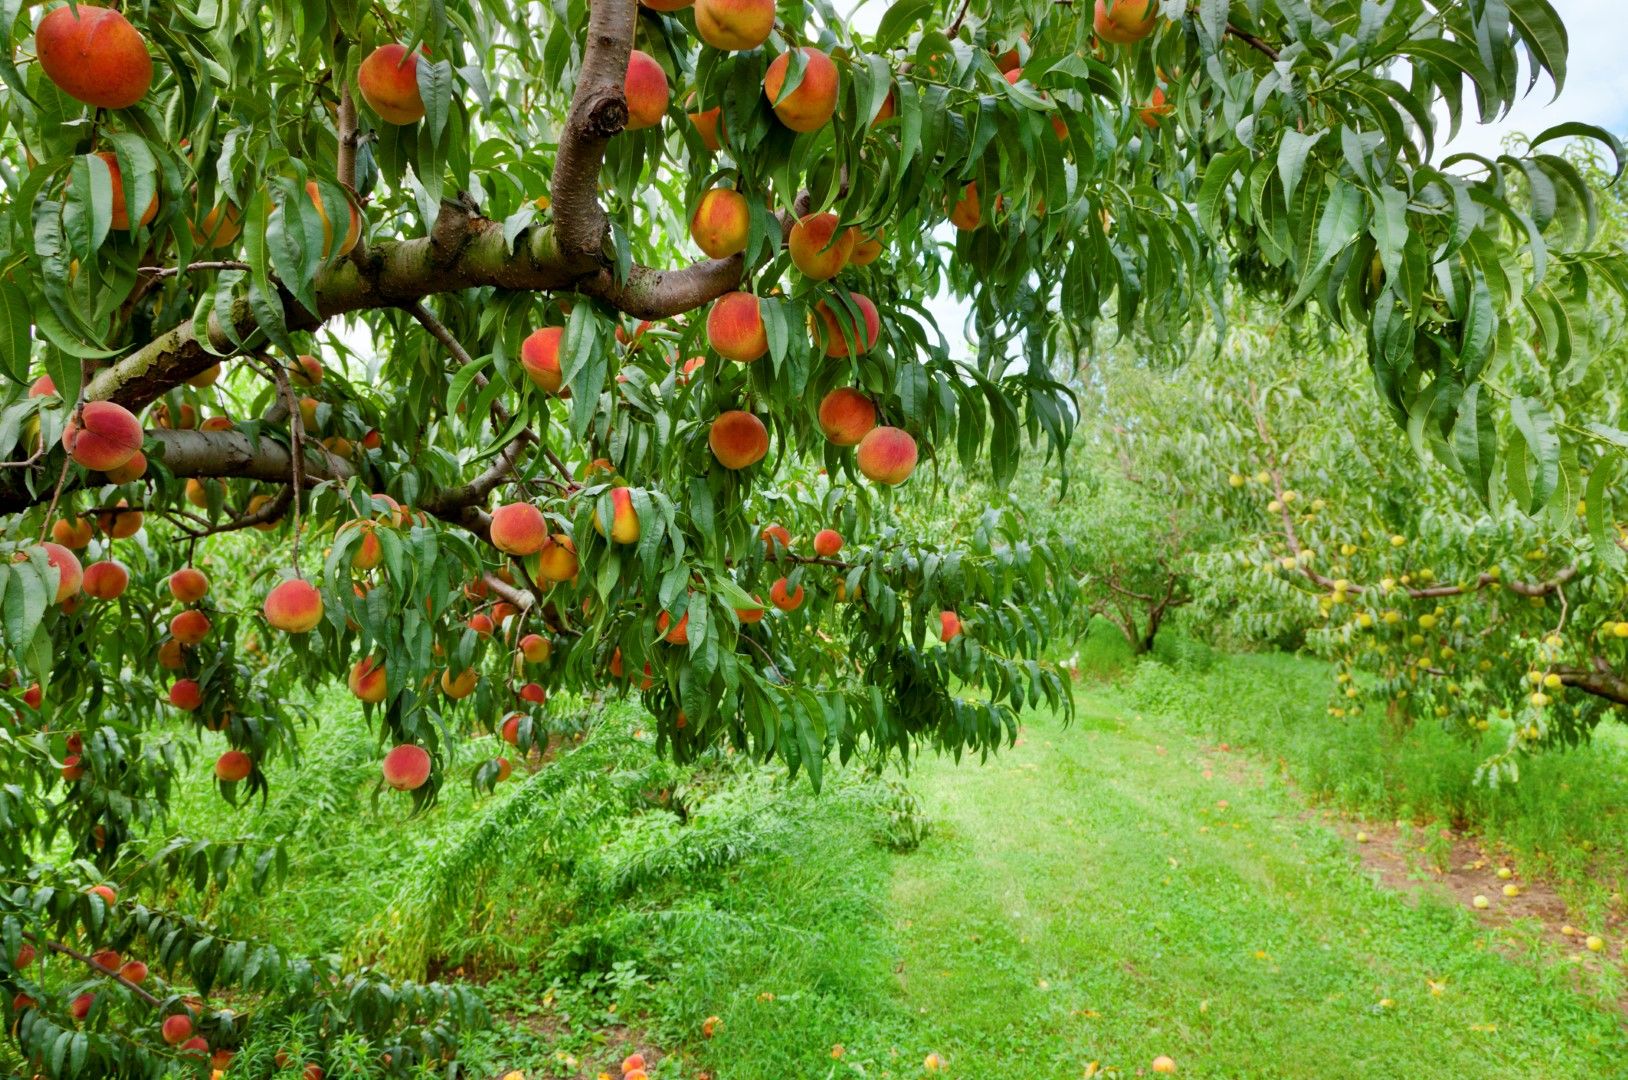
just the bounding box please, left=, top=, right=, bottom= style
left=550, top=0, right=637, bottom=261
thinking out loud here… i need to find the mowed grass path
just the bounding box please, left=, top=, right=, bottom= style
left=883, top=694, right=1628, bottom=1079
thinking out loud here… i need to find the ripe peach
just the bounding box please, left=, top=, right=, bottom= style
left=34, top=541, right=82, bottom=602
left=63, top=400, right=143, bottom=472
left=158, top=639, right=187, bottom=670
left=1150, top=1056, right=1177, bottom=1075
left=348, top=524, right=382, bottom=570
left=624, top=50, right=670, bottom=131
left=118, top=959, right=146, bottom=984
left=761, top=523, right=791, bottom=555
left=301, top=180, right=360, bottom=259
left=817, top=388, right=878, bottom=446
left=82, top=560, right=128, bottom=599
left=658, top=610, right=690, bottom=644
left=736, top=599, right=766, bottom=623
left=709, top=410, right=769, bottom=469
left=813, top=529, right=843, bottom=557
left=28, top=374, right=56, bottom=397
left=185, top=478, right=213, bottom=508
left=535, top=534, right=579, bottom=581
left=214, top=749, right=252, bottom=782
left=441, top=668, right=478, bottom=699
left=490, top=501, right=548, bottom=555
left=468, top=613, right=495, bottom=636
left=383, top=745, right=432, bottom=791
left=763, top=48, right=839, bottom=133
left=849, top=229, right=884, bottom=265
left=187, top=364, right=221, bottom=389
left=706, top=292, right=768, bottom=362
left=623, top=1055, right=648, bottom=1075
left=490, top=601, right=518, bottom=624
left=871, top=88, right=896, bottom=126
left=99, top=499, right=143, bottom=538
left=70, top=992, right=95, bottom=1020
left=770, top=577, right=804, bottom=612
left=14, top=943, right=34, bottom=969
left=82, top=151, right=157, bottom=230
left=500, top=713, right=524, bottom=745
left=349, top=657, right=387, bottom=702
left=519, top=634, right=552, bottom=663
left=813, top=293, right=880, bottom=358
left=1139, top=85, right=1172, bottom=128
left=949, top=182, right=981, bottom=230
left=1095, top=0, right=1159, bottom=44
left=61, top=754, right=84, bottom=781
left=181, top=1036, right=209, bottom=1056
left=358, top=44, right=425, bottom=125
left=190, top=202, right=241, bottom=248
left=518, top=682, right=546, bottom=704
left=152, top=402, right=197, bottom=430
left=690, top=188, right=751, bottom=259
left=103, top=450, right=147, bottom=483
left=695, top=0, right=776, bottom=50
left=168, top=679, right=202, bottom=711
left=789, top=213, right=854, bottom=280
left=89, top=884, right=116, bottom=905
left=688, top=103, right=725, bottom=151
left=939, top=611, right=962, bottom=641
left=298, top=396, right=320, bottom=432
left=52, top=516, right=94, bottom=549
left=856, top=426, right=918, bottom=484
left=264, top=578, right=323, bottom=633
left=592, top=487, right=640, bottom=544
left=201, top=414, right=235, bottom=431
left=36, top=4, right=152, bottom=110
left=521, top=326, right=565, bottom=393
left=493, top=756, right=513, bottom=781
left=291, top=354, right=323, bottom=387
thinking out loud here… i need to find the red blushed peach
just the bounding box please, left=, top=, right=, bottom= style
left=500, top=713, right=524, bottom=745
left=214, top=749, right=252, bottom=782
left=658, top=610, right=690, bottom=644
left=812, top=293, right=880, bottom=358
left=706, top=292, right=768, bottom=362
left=518, top=682, right=546, bottom=704
left=51, top=516, right=93, bottom=549
left=789, top=213, right=854, bottom=280
left=190, top=202, right=241, bottom=248
left=263, top=578, right=324, bottom=634
left=519, top=633, right=552, bottom=663
left=358, top=44, right=426, bottom=125
left=624, top=50, right=670, bottom=131
left=74, top=152, right=158, bottom=230
left=709, top=410, right=769, bottom=469
left=68, top=992, right=95, bottom=1020
left=770, top=577, right=805, bottom=611
left=695, top=0, right=776, bottom=51
left=349, top=657, right=388, bottom=703
left=158, top=639, right=187, bottom=670
left=103, top=450, right=146, bottom=483
left=856, top=426, right=919, bottom=484
left=764, top=48, right=839, bottom=133
left=21, top=683, right=42, bottom=709
left=168, top=567, right=209, bottom=602
left=489, top=501, right=547, bottom=555
left=592, top=488, right=640, bottom=544
left=29, top=374, right=56, bottom=397
left=36, top=541, right=83, bottom=602
left=99, top=499, right=143, bottom=538
left=159, top=1013, right=195, bottom=1046
left=493, top=756, right=513, bottom=781
left=535, top=534, right=579, bottom=581
left=813, top=529, right=843, bottom=557
left=348, top=524, right=382, bottom=570
left=291, top=354, right=323, bottom=387
left=761, top=523, right=791, bottom=555
left=62, top=400, right=143, bottom=472
left=817, top=388, right=878, bottom=446
left=82, top=560, right=128, bottom=600
left=168, top=679, right=202, bottom=711
left=688, top=104, right=725, bottom=152
left=89, top=884, right=116, bottom=905
left=300, top=180, right=360, bottom=259
left=468, top=613, right=495, bottom=636
left=849, top=229, right=884, bottom=265
left=623, top=1055, right=648, bottom=1075
left=441, top=668, right=478, bottom=699
left=36, top=4, right=153, bottom=110
left=949, top=182, right=982, bottom=230
left=690, top=188, right=751, bottom=259
left=170, top=609, right=211, bottom=644
left=1094, top=0, right=1159, bottom=44
left=60, top=754, right=84, bottom=781
left=382, top=745, right=432, bottom=791
left=521, top=326, right=565, bottom=393
left=939, top=610, right=962, bottom=641
left=118, top=960, right=146, bottom=984
left=736, top=599, right=766, bottom=623
left=1139, top=85, right=1172, bottom=128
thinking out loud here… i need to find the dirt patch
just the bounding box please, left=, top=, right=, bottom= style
left=490, top=1012, right=667, bottom=1080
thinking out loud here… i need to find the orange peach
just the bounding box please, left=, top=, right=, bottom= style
left=939, top=611, right=962, bottom=641
left=78, top=152, right=158, bottom=230
left=706, top=291, right=768, bottom=362
left=82, top=559, right=128, bottom=600
left=658, top=610, right=690, bottom=644
left=349, top=657, right=388, bottom=702
left=214, top=749, right=252, bottom=782
left=187, top=364, right=221, bottom=388
left=520, top=326, right=565, bottom=393
left=535, top=534, right=579, bottom=581
left=62, top=400, right=143, bottom=472
left=1094, top=0, right=1159, bottom=44
left=709, top=410, right=769, bottom=469
left=103, top=450, right=147, bottom=483
left=592, top=487, right=640, bottom=544
left=99, top=499, right=143, bottom=538
left=763, top=48, right=839, bottom=133
left=199, top=416, right=233, bottom=432
left=856, top=426, right=918, bottom=484
left=695, top=0, right=776, bottom=51
left=788, top=213, right=854, bottom=280
left=490, top=501, right=548, bottom=555
left=185, top=478, right=213, bottom=508
left=170, top=609, right=211, bottom=644
left=761, top=523, right=791, bottom=555
left=624, top=50, right=670, bottom=130
left=158, top=639, right=187, bottom=670
left=848, top=229, right=884, bottom=265
left=770, top=577, right=804, bottom=611
left=467, top=612, right=495, bottom=636
left=347, top=523, right=382, bottom=570
left=168, top=679, right=202, bottom=711
left=688, top=103, right=725, bottom=151
left=690, top=187, right=751, bottom=259
left=246, top=493, right=281, bottom=530
left=29, top=375, right=57, bottom=398
left=813, top=529, right=843, bottom=557
left=871, top=88, right=896, bottom=126
left=949, top=182, right=981, bottom=230
left=36, top=4, right=152, bottom=110
left=358, top=44, right=425, bottom=125
left=302, top=180, right=360, bottom=259
left=190, top=202, right=241, bottom=248
left=51, top=516, right=94, bottom=549
left=169, top=567, right=209, bottom=602
left=263, top=578, right=323, bottom=634
left=812, top=293, right=880, bottom=357
left=441, top=668, right=478, bottom=699
left=1140, top=85, right=1172, bottom=128
left=736, top=599, right=766, bottom=623
left=817, top=388, right=878, bottom=445
left=519, top=633, right=552, bottom=663
left=160, top=1014, right=193, bottom=1046
left=382, top=745, right=431, bottom=791
left=291, top=354, right=323, bottom=387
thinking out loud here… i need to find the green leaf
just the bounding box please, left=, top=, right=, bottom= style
left=1450, top=383, right=1497, bottom=505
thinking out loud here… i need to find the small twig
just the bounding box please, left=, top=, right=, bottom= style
left=137, top=261, right=251, bottom=279
left=0, top=444, right=46, bottom=469
left=1226, top=21, right=1280, bottom=62
left=36, top=434, right=76, bottom=545
left=27, top=934, right=163, bottom=1009
left=946, top=0, right=973, bottom=40
left=250, top=354, right=306, bottom=577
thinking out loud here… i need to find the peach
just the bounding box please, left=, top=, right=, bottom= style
left=349, top=657, right=387, bottom=702
left=763, top=48, right=839, bottom=133
left=103, top=450, right=146, bottom=483
left=158, top=639, right=187, bottom=670
left=185, top=478, right=213, bottom=508
left=658, top=610, right=690, bottom=644
left=190, top=202, right=241, bottom=248
left=849, top=229, right=884, bottom=265
left=812, top=293, right=880, bottom=357
left=817, top=388, right=878, bottom=445
left=520, top=326, right=565, bottom=393
left=181, top=1037, right=209, bottom=1056
left=1140, top=85, right=1172, bottom=128
left=62, top=400, right=143, bottom=472
left=214, top=749, right=252, bottom=782
left=89, top=949, right=120, bottom=971
left=468, top=613, right=495, bottom=636
left=520, top=633, right=552, bottom=663
left=89, top=884, right=116, bottom=905
left=99, top=499, right=143, bottom=538
left=301, top=180, right=360, bottom=259
left=939, top=611, right=962, bottom=641
left=949, top=182, right=981, bottom=230
left=187, top=364, right=221, bottom=388
left=85, top=151, right=157, bottom=230
left=706, top=292, right=768, bottom=362
left=871, top=88, right=896, bottom=126
left=36, top=4, right=152, bottom=109
left=1094, top=0, right=1159, bottom=44
left=709, top=410, right=769, bottom=469
left=856, top=426, right=918, bottom=484
left=813, top=529, right=843, bottom=557
left=291, top=354, right=323, bottom=387
left=490, top=501, right=547, bottom=555
left=358, top=44, right=425, bottom=125
left=82, top=559, right=128, bottom=600
left=736, top=599, right=766, bottom=623
left=592, top=487, right=640, bottom=544
left=30, top=542, right=82, bottom=603
left=14, top=943, right=34, bottom=969
left=152, top=402, right=197, bottom=430
left=770, top=577, right=804, bottom=611
left=118, top=960, right=146, bottom=984
left=348, top=524, right=382, bottom=570
left=518, top=682, right=546, bottom=704
left=168, top=679, right=202, bottom=711
left=70, top=993, right=95, bottom=1020
left=761, top=523, right=791, bottom=555
left=22, top=682, right=43, bottom=709
left=535, top=534, right=579, bottom=581
left=695, top=0, right=775, bottom=51
left=624, top=1055, right=648, bottom=1075
left=51, top=516, right=94, bottom=549
left=690, top=188, right=751, bottom=259
left=170, top=610, right=211, bottom=644
left=688, top=104, right=725, bottom=151
left=29, top=375, right=57, bottom=397
left=298, top=396, right=320, bottom=432
left=441, top=668, right=478, bottom=699
left=493, top=756, right=513, bottom=781
left=788, top=213, right=854, bottom=280
left=263, top=578, right=323, bottom=633
left=491, top=601, right=518, bottom=624
left=61, top=754, right=84, bottom=781
left=383, top=745, right=432, bottom=791
left=624, top=50, right=670, bottom=131
left=500, top=713, right=524, bottom=745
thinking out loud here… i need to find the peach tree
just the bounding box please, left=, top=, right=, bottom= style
left=0, top=0, right=1618, bottom=1073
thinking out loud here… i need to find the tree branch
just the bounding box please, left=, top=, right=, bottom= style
left=29, top=935, right=163, bottom=1009
left=1227, top=21, right=1281, bottom=62
left=550, top=0, right=637, bottom=261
